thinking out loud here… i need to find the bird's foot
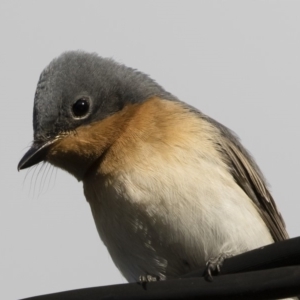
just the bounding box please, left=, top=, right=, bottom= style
left=205, top=252, right=233, bottom=282
left=139, top=274, right=160, bottom=283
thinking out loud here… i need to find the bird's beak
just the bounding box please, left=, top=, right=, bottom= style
left=18, top=140, right=55, bottom=171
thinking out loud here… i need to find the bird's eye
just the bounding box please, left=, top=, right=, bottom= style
left=72, top=97, right=90, bottom=118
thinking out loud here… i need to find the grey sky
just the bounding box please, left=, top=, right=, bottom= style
left=1, top=1, right=300, bottom=299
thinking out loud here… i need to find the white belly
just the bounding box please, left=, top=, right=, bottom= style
left=84, top=151, right=274, bottom=282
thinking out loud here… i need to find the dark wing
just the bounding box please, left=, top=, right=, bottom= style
left=204, top=115, right=289, bottom=242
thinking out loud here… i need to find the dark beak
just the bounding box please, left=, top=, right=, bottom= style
left=18, top=140, right=55, bottom=171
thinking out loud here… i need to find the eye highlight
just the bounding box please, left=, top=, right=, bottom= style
left=72, top=97, right=90, bottom=118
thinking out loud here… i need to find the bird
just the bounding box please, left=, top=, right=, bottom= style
left=18, top=50, right=289, bottom=284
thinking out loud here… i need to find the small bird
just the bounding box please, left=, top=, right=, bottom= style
left=18, top=51, right=289, bottom=283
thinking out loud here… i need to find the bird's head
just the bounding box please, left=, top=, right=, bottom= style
left=18, top=51, right=175, bottom=180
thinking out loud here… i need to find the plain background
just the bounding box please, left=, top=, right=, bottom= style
left=1, top=1, right=300, bottom=299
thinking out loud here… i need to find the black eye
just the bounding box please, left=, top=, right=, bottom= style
left=72, top=97, right=90, bottom=118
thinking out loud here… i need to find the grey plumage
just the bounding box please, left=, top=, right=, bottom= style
left=33, top=51, right=177, bottom=142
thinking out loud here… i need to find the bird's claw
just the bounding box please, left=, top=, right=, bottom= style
left=139, top=274, right=160, bottom=283
left=205, top=252, right=233, bottom=281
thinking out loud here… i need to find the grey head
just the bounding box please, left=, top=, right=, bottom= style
left=18, top=50, right=177, bottom=170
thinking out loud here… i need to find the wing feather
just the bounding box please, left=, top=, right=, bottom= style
left=201, top=112, right=289, bottom=242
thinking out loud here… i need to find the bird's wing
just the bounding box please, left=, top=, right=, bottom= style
left=203, top=114, right=289, bottom=242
